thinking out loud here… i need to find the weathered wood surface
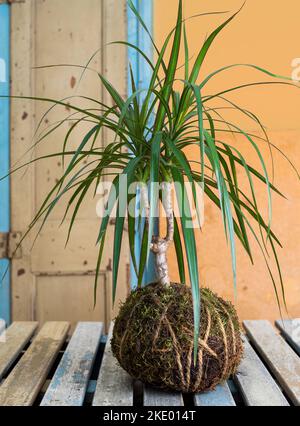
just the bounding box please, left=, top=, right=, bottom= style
left=194, top=382, right=236, bottom=407
left=10, top=0, right=37, bottom=322
left=0, top=322, right=69, bottom=406
left=0, top=322, right=38, bottom=380
left=244, top=320, right=300, bottom=406
left=275, top=319, right=300, bottom=356
left=41, top=322, right=103, bottom=406
left=92, top=323, right=133, bottom=406
left=0, top=320, right=298, bottom=406
left=235, top=337, right=289, bottom=406
left=144, top=386, right=184, bottom=406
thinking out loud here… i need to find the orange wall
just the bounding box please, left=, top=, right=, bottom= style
left=154, top=0, right=300, bottom=321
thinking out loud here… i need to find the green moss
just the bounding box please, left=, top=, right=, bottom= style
left=112, top=283, right=243, bottom=393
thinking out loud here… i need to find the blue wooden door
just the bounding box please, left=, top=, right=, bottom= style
left=0, top=4, right=10, bottom=324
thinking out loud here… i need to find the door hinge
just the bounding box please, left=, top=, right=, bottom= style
left=0, top=232, right=22, bottom=260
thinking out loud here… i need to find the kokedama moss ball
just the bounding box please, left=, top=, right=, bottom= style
left=112, top=283, right=244, bottom=393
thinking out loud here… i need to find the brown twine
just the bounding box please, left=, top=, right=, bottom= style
left=186, top=340, right=194, bottom=390
left=152, top=303, right=171, bottom=348
left=219, top=304, right=237, bottom=356
left=114, top=284, right=242, bottom=393
left=148, top=293, right=186, bottom=388
left=214, top=308, right=229, bottom=381
left=164, top=318, right=186, bottom=389
left=193, top=308, right=212, bottom=391
left=182, top=328, right=218, bottom=359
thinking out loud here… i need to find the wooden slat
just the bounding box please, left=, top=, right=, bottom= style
left=244, top=320, right=300, bottom=406
left=144, top=386, right=184, bottom=406
left=0, top=322, right=38, bottom=380
left=275, top=319, right=300, bottom=356
left=194, top=383, right=236, bottom=407
left=41, top=322, right=103, bottom=406
left=0, top=322, right=69, bottom=406
left=235, top=337, right=289, bottom=406
left=92, top=323, right=133, bottom=406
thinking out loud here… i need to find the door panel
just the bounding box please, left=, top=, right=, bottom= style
left=30, top=220, right=114, bottom=275
left=35, top=275, right=106, bottom=334
left=10, top=0, right=129, bottom=331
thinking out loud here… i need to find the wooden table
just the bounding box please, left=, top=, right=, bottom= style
left=0, top=319, right=299, bottom=406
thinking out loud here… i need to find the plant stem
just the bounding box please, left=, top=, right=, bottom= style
left=163, top=181, right=174, bottom=243
left=140, top=182, right=150, bottom=223
left=140, top=181, right=173, bottom=286
left=151, top=237, right=170, bottom=286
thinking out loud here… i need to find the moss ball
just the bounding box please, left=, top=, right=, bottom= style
left=111, top=283, right=243, bottom=393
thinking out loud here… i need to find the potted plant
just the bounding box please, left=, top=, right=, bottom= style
left=3, top=0, right=298, bottom=393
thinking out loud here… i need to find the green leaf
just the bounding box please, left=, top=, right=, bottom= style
left=172, top=167, right=200, bottom=362
left=173, top=216, right=186, bottom=283
left=204, top=130, right=237, bottom=294
left=148, top=133, right=162, bottom=262
left=154, top=0, right=182, bottom=132
left=183, top=24, right=189, bottom=82
left=112, top=157, right=142, bottom=303
left=166, top=137, right=202, bottom=229
left=137, top=223, right=149, bottom=288
left=127, top=192, right=138, bottom=276
left=200, top=63, right=295, bottom=90
left=189, top=7, right=244, bottom=84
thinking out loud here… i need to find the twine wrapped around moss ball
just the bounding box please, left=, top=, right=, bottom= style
left=112, top=283, right=244, bottom=393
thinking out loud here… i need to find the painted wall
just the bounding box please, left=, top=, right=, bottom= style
left=154, top=0, right=300, bottom=321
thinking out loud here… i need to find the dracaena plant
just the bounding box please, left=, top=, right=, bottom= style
left=3, top=0, right=299, bottom=353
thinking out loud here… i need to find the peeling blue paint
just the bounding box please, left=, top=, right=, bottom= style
left=42, top=348, right=95, bottom=405
left=41, top=323, right=102, bottom=406
left=0, top=4, right=10, bottom=324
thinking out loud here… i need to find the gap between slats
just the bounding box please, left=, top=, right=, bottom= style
left=0, top=322, right=70, bottom=406
left=92, top=322, right=133, bottom=406
left=275, top=319, right=300, bottom=357
left=0, top=322, right=38, bottom=381
left=244, top=320, right=300, bottom=406
left=41, top=322, right=103, bottom=406
left=234, top=336, right=289, bottom=406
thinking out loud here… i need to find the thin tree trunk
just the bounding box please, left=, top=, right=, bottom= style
left=140, top=182, right=173, bottom=286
